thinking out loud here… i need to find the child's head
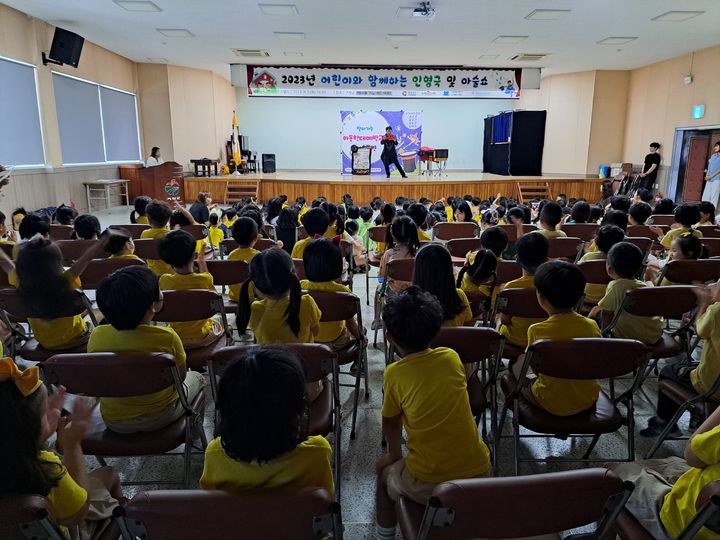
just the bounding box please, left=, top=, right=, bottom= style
left=674, top=203, right=701, bottom=227
left=629, top=202, right=652, bottom=226
left=266, top=197, right=283, bottom=223
left=18, top=213, right=50, bottom=240
left=382, top=286, right=443, bottom=354
left=455, top=247, right=497, bottom=288
left=303, top=238, right=342, bottom=282
left=238, top=205, right=265, bottom=236
left=347, top=205, right=360, bottom=220
left=379, top=202, right=396, bottom=225
left=454, top=201, right=473, bottom=223
left=102, top=226, right=134, bottom=256
left=345, top=220, right=359, bottom=236
left=480, top=208, right=500, bottom=229
left=534, top=260, right=585, bottom=312
left=216, top=346, right=307, bottom=463
left=479, top=226, right=508, bottom=258
left=12, top=208, right=27, bottom=232
left=295, top=196, right=306, bottom=208
left=539, top=201, right=563, bottom=228
left=277, top=207, right=298, bottom=229
left=231, top=216, right=259, bottom=247
left=0, top=210, right=6, bottom=237
left=570, top=201, right=591, bottom=224
left=514, top=232, right=549, bottom=274
left=606, top=242, right=644, bottom=279
left=158, top=229, right=196, bottom=268
left=54, top=205, right=77, bottom=225
left=589, top=204, right=605, bottom=223
left=321, top=202, right=344, bottom=235
left=209, top=213, right=220, bottom=226
left=73, top=214, right=101, bottom=240
left=169, top=210, right=192, bottom=228
left=131, top=196, right=152, bottom=224
left=406, top=203, right=428, bottom=230
left=654, top=198, right=676, bottom=215
left=671, top=234, right=707, bottom=260
left=359, top=206, right=374, bottom=223
left=300, top=208, right=330, bottom=237
left=97, top=266, right=161, bottom=330
left=699, top=201, right=716, bottom=224
left=225, top=208, right=237, bottom=222
left=387, top=216, right=421, bottom=255
left=146, top=200, right=172, bottom=228
left=414, top=244, right=469, bottom=322
left=601, top=209, right=628, bottom=232
left=609, top=196, right=632, bottom=213
left=595, top=225, right=626, bottom=254
left=635, top=188, right=653, bottom=204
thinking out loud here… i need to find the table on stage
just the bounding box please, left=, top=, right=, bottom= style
left=83, top=179, right=130, bottom=212
left=191, top=158, right=220, bottom=177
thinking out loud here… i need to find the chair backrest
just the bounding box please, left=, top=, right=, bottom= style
left=387, top=257, right=415, bottom=282
left=494, top=287, right=545, bottom=318
left=433, top=222, right=478, bottom=241
left=698, top=226, right=720, bottom=239
left=498, top=224, right=537, bottom=243
left=464, top=290, right=490, bottom=318
left=43, top=353, right=177, bottom=397
left=547, top=237, right=583, bottom=260
left=445, top=238, right=482, bottom=258
left=115, top=224, right=150, bottom=239
left=624, top=236, right=653, bottom=257
left=702, top=238, right=720, bottom=258
left=0, top=288, right=90, bottom=321
left=578, top=259, right=612, bottom=286
left=627, top=225, right=661, bottom=240
left=527, top=338, right=646, bottom=380
left=685, top=480, right=720, bottom=538
left=48, top=224, right=73, bottom=241
left=262, top=223, right=276, bottom=239
left=561, top=223, right=599, bottom=242
left=56, top=239, right=101, bottom=265
left=206, top=259, right=249, bottom=287
left=0, top=495, right=64, bottom=540
left=0, top=243, right=13, bottom=259
left=116, top=488, right=342, bottom=540
left=133, top=238, right=161, bottom=260
left=153, top=289, right=224, bottom=323
left=622, top=285, right=698, bottom=320
left=306, top=290, right=360, bottom=324
left=419, top=468, right=627, bottom=539
left=181, top=224, right=208, bottom=240
left=368, top=225, right=387, bottom=244
left=255, top=238, right=277, bottom=251
left=293, top=258, right=306, bottom=280
left=495, top=260, right=523, bottom=284
left=430, top=326, right=502, bottom=365
left=80, top=257, right=146, bottom=289
left=660, top=259, right=720, bottom=285
left=651, top=214, right=676, bottom=226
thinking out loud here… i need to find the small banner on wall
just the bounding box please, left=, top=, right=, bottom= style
left=247, top=66, right=520, bottom=98
left=340, top=110, right=422, bottom=174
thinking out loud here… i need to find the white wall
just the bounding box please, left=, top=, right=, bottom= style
left=235, top=89, right=517, bottom=170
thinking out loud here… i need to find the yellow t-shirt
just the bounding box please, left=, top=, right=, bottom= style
left=207, top=226, right=225, bottom=248
left=527, top=312, right=603, bottom=416
left=532, top=228, right=567, bottom=239
left=498, top=275, right=545, bottom=347
left=200, top=435, right=333, bottom=494
left=109, top=253, right=143, bottom=261
left=445, top=206, right=454, bottom=222
left=135, top=215, right=149, bottom=225
left=579, top=251, right=609, bottom=305
left=299, top=280, right=350, bottom=342
left=661, top=424, right=720, bottom=539
left=460, top=251, right=500, bottom=299
left=417, top=228, right=431, bottom=242
left=661, top=226, right=703, bottom=250
left=291, top=237, right=312, bottom=259
left=41, top=450, right=88, bottom=520
left=298, top=206, right=309, bottom=219
left=383, top=347, right=491, bottom=483
left=227, top=247, right=259, bottom=302
left=250, top=294, right=321, bottom=344
left=158, top=272, right=216, bottom=341
left=27, top=270, right=87, bottom=350
left=88, top=324, right=186, bottom=422
left=691, top=302, right=720, bottom=399
left=140, top=227, right=173, bottom=276
left=598, top=279, right=663, bottom=345
left=443, top=289, right=473, bottom=327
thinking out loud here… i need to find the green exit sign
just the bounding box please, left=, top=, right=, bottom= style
left=693, top=104, right=705, bottom=119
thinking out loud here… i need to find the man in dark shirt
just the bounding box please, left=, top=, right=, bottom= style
left=640, top=142, right=661, bottom=191
left=380, top=126, right=407, bottom=179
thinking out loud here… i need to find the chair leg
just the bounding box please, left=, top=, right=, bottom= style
left=334, top=414, right=342, bottom=503
left=645, top=400, right=693, bottom=459
left=96, top=456, right=108, bottom=467
left=582, top=434, right=602, bottom=460
left=363, top=349, right=370, bottom=399
left=512, top=399, right=521, bottom=476
left=365, top=266, right=370, bottom=306
left=350, top=359, right=362, bottom=441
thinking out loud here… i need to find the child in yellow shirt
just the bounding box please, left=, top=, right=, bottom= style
left=0, top=210, right=15, bottom=244
left=376, top=287, right=491, bottom=540
left=292, top=207, right=330, bottom=259
left=406, top=203, right=431, bottom=241
left=579, top=225, right=626, bottom=305
left=103, top=226, right=142, bottom=260
left=227, top=217, right=260, bottom=302
left=130, top=195, right=151, bottom=224
left=90, top=266, right=204, bottom=433
left=460, top=226, right=508, bottom=295
left=206, top=213, right=225, bottom=252
left=200, top=346, right=333, bottom=494
left=158, top=229, right=222, bottom=347
left=140, top=200, right=173, bottom=276
left=653, top=203, right=703, bottom=250
left=532, top=201, right=568, bottom=239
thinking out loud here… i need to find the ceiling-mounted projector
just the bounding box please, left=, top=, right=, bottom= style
left=413, top=2, right=435, bottom=19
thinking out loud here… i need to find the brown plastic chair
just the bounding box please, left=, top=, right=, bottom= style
left=498, top=223, right=538, bottom=243
left=495, top=259, right=523, bottom=284
left=433, top=222, right=478, bottom=241
left=650, top=214, right=676, bottom=226
left=306, top=290, right=367, bottom=440
left=656, top=259, right=720, bottom=285
left=624, top=237, right=654, bottom=263
left=113, top=224, right=150, bottom=239
left=42, top=352, right=207, bottom=487
left=153, top=289, right=232, bottom=371
left=578, top=259, right=612, bottom=310
left=56, top=239, right=101, bottom=265
left=703, top=238, right=720, bottom=258
left=262, top=223, right=275, bottom=240
left=180, top=224, right=208, bottom=241
left=397, top=468, right=632, bottom=540
left=491, top=287, right=546, bottom=361
left=365, top=226, right=389, bottom=305
left=133, top=238, right=161, bottom=261
left=547, top=237, right=583, bottom=261
left=80, top=257, right=146, bottom=289
left=293, top=258, right=306, bottom=280
left=561, top=223, right=599, bottom=241
left=220, top=238, right=276, bottom=254
left=208, top=344, right=342, bottom=498
left=115, top=488, right=343, bottom=540
left=205, top=259, right=249, bottom=310
left=445, top=238, right=482, bottom=259
left=386, top=257, right=415, bottom=282
left=698, top=226, right=720, bottom=239
left=627, top=225, right=661, bottom=241
left=0, top=495, right=65, bottom=540
left=499, top=338, right=647, bottom=474
left=49, top=224, right=73, bottom=241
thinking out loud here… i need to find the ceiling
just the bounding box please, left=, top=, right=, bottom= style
left=6, top=0, right=720, bottom=81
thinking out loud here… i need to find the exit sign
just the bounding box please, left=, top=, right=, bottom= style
left=693, top=104, right=705, bottom=119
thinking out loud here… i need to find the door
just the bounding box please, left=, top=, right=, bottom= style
left=683, top=135, right=710, bottom=202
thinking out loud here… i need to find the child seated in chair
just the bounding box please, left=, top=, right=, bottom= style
left=589, top=242, right=663, bottom=345
left=103, top=226, right=141, bottom=260
left=140, top=200, right=173, bottom=276
left=513, top=260, right=602, bottom=417
left=291, top=208, right=330, bottom=259
left=227, top=217, right=260, bottom=303
left=90, top=266, right=204, bottom=433
left=158, top=229, right=223, bottom=348
left=375, top=287, right=491, bottom=540
left=653, top=203, right=704, bottom=250
left=72, top=215, right=101, bottom=241
left=579, top=225, right=626, bottom=305
left=460, top=226, right=509, bottom=297
left=532, top=201, right=567, bottom=239
left=200, top=346, right=333, bottom=495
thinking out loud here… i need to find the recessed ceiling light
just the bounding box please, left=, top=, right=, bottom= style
left=597, top=36, right=637, bottom=45
left=114, top=0, right=161, bottom=12
left=156, top=28, right=194, bottom=37
left=386, top=34, right=418, bottom=42
left=283, top=51, right=303, bottom=57
left=651, top=11, right=704, bottom=22
left=274, top=32, right=305, bottom=40
left=146, top=57, right=168, bottom=63
left=525, top=9, right=570, bottom=20
left=493, top=36, right=528, bottom=44
left=396, top=7, right=415, bottom=17
left=259, top=4, right=298, bottom=16
left=478, top=54, right=500, bottom=60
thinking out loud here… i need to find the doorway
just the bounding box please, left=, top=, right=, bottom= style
left=670, top=127, right=720, bottom=203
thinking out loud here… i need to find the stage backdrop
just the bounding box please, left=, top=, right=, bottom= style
left=340, top=110, right=422, bottom=175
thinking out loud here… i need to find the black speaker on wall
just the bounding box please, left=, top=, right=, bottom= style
left=43, top=28, right=84, bottom=68
left=262, top=154, right=276, bottom=173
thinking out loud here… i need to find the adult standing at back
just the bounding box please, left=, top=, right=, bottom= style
left=146, top=146, right=164, bottom=167
left=639, top=142, right=661, bottom=192
left=702, top=141, right=720, bottom=208
left=189, top=192, right=214, bottom=224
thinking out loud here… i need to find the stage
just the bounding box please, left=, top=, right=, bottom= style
left=182, top=169, right=604, bottom=205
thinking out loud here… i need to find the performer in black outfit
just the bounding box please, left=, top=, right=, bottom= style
left=380, top=126, right=407, bottom=179
left=639, top=142, right=661, bottom=192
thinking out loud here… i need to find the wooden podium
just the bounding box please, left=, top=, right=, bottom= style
left=119, top=162, right=185, bottom=202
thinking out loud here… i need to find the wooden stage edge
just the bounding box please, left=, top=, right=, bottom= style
left=183, top=170, right=604, bottom=205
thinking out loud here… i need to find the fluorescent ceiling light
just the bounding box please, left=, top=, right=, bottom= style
left=396, top=7, right=415, bottom=17
left=274, top=32, right=305, bottom=40
left=156, top=28, right=194, bottom=37
left=259, top=4, right=298, bottom=16
left=525, top=9, right=570, bottom=20
left=478, top=54, right=499, bottom=60
left=113, top=0, right=161, bottom=12
left=493, top=36, right=528, bottom=44
left=386, top=34, right=418, bottom=42
left=146, top=57, right=168, bottom=62
left=283, top=51, right=303, bottom=57
left=597, top=36, right=637, bottom=45
left=651, top=11, right=704, bottom=22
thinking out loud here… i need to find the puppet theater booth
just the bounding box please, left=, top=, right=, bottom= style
left=483, top=111, right=547, bottom=176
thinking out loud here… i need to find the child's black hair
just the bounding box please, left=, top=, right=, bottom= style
left=277, top=208, right=298, bottom=229
left=231, top=216, right=258, bottom=247
left=146, top=200, right=172, bottom=228
left=382, top=286, right=443, bottom=353
left=699, top=201, right=716, bottom=224
left=303, top=238, right=342, bottom=283
left=674, top=234, right=707, bottom=260
left=347, top=205, right=360, bottom=220
left=595, top=225, right=626, bottom=254
left=238, top=206, right=266, bottom=237
left=209, top=213, right=219, bottom=226
left=514, top=233, right=549, bottom=274
left=169, top=210, right=192, bottom=228
left=406, top=203, right=428, bottom=229
left=636, top=188, right=653, bottom=203
left=386, top=216, right=421, bottom=255
left=414, top=244, right=467, bottom=321
left=225, top=208, right=237, bottom=221
left=54, top=205, right=77, bottom=225
left=539, top=201, right=563, bottom=228
left=376, top=203, right=396, bottom=226
left=674, top=203, right=701, bottom=227
left=321, top=202, right=344, bottom=235
left=508, top=205, right=531, bottom=224
left=18, top=213, right=50, bottom=240
left=158, top=229, right=196, bottom=268
left=601, top=209, right=628, bottom=232
left=455, top=201, right=473, bottom=222
left=345, top=220, right=359, bottom=235
left=570, top=201, right=591, bottom=223
left=131, top=195, right=152, bottom=223
left=629, top=202, right=652, bottom=225
left=609, top=196, right=631, bottom=213
left=265, top=198, right=283, bottom=224
left=96, top=266, right=160, bottom=330
left=456, top=248, right=497, bottom=288
left=103, top=226, right=132, bottom=255
left=589, top=204, right=605, bottom=223
left=216, top=346, right=307, bottom=463
left=479, top=226, right=508, bottom=258
left=607, top=242, right=644, bottom=279
left=73, top=214, right=101, bottom=240
left=653, top=198, right=676, bottom=215
left=534, top=260, right=586, bottom=310
left=300, top=208, right=330, bottom=237
left=359, top=206, right=374, bottom=222
left=0, top=210, right=6, bottom=227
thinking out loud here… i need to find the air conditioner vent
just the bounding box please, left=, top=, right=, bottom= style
left=232, top=49, right=271, bottom=58
left=510, top=53, right=548, bottom=62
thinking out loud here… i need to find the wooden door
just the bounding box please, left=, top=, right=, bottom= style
left=683, top=135, right=710, bottom=202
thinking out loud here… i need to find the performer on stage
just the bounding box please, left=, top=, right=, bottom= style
left=380, top=127, right=407, bottom=179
